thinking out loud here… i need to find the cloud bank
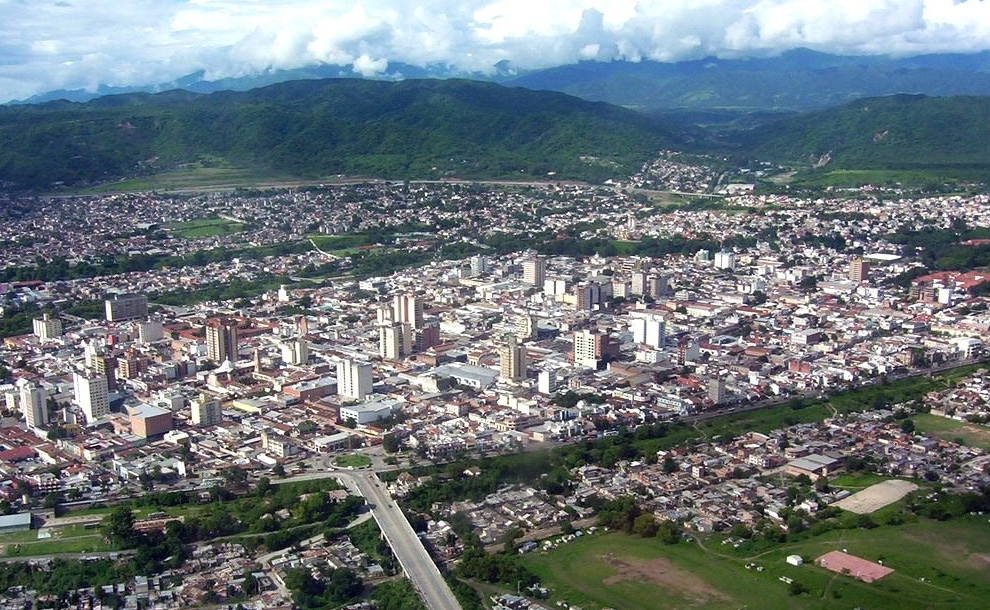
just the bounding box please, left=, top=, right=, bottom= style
left=3, top=0, right=990, bottom=101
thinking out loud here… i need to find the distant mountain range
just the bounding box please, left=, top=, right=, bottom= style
left=7, top=61, right=520, bottom=106
left=0, top=78, right=671, bottom=190
left=508, top=49, right=990, bottom=112
left=13, top=49, right=990, bottom=114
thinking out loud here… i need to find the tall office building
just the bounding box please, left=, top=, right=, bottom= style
left=191, top=394, right=222, bottom=427
left=104, top=294, right=148, bottom=322
left=205, top=318, right=239, bottom=363
left=32, top=313, right=62, bottom=341
left=849, top=258, right=872, bottom=283
left=522, top=255, right=546, bottom=287
left=18, top=380, right=47, bottom=428
left=379, top=321, right=412, bottom=360
left=336, top=359, right=373, bottom=401
left=73, top=370, right=109, bottom=424
left=393, top=295, right=424, bottom=329
left=498, top=335, right=527, bottom=383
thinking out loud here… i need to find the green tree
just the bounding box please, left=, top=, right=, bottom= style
left=102, top=506, right=138, bottom=547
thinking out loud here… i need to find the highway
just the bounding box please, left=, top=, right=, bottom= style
left=334, top=470, right=462, bottom=610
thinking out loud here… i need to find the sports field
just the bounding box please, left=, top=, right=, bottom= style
left=833, top=480, right=919, bottom=514
left=521, top=516, right=990, bottom=610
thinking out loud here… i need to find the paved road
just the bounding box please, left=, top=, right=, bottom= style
left=334, top=470, right=462, bottom=610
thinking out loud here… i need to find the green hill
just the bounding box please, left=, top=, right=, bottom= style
left=0, top=79, right=672, bottom=190
left=738, top=94, right=990, bottom=172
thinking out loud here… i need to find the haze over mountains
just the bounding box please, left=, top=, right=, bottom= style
left=13, top=50, right=990, bottom=112
left=5, top=50, right=990, bottom=191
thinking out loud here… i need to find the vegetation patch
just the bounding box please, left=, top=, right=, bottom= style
left=167, top=217, right=246, bottom=239
left=334, top=454, right=372, bottom=468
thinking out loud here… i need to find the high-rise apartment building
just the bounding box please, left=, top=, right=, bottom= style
left=630, top=271, right=649, bottom=297
left=630, top=312, right=666, bottom=349
left=849, top=258, right=872, bottom=283
left=573, top=329, right=618, bottom=369
left=393, top=295, right=424, bottom=329
left=379, top=321, right=412, bottom=360
left=522, top=255, right=546, bottom=287
left=205, top=318, right=239, bottom=363
left=73, top=370, right=109, bottom=424
left=498, top=335, right=527, bottom=383
left=538, top=369, right=557, bottom=395
left=18, top=381, right=47, bottom=428
left=191, top=394, right=222, bottom=426
left=336, top=359, right=372, bottom=401
left=32, top=313, right=62, bottom=341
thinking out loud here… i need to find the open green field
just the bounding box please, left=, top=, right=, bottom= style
left=68, top=163, right=296, bottom=194
left=309, top=233, right=377, bottom=254
left=522, top=517, right=990, bottom=610
left=334, top=454, right=372, bottom=468
left=914, top=413, right=990, bottom=451
left=3, top=535, right=110, bottom=558
left=0, top=524, right=113, bottom=557
left=167, top=217, right=246, bottom=239
left=828, top=472, right=901, bottom=490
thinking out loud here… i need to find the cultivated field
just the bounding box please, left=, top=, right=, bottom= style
left=833, top=480, right=920, bottom=514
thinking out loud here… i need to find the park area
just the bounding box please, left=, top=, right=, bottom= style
left=521, top=516, right=990, bottom=610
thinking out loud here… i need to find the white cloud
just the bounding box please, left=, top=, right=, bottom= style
left=2, top=0, right=990, bottom=101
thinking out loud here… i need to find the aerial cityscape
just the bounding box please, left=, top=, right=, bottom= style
left=1, top=2, right=990, bottom=610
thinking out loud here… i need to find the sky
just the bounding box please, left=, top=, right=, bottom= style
left=3, top=0, right=990, bottom=101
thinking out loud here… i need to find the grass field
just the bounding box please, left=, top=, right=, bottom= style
left=829, top=472, right=901, bottom=490
left=309, top=233, right=377, bottom=254
left=793, top=168, right=990, bottom=188
left=167, top=217, right=246, bottom=239
left=334, top=454, right=372, bottom=468
left=522, top=516, right=990, bottom=610
left=913, top=413, right=990, bottom=451
left=68, top=164, right=296, bottom=195
left=0, top=524, right=113, bottom=557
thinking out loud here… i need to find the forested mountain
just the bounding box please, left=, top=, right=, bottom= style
left=0, top=79, right=672, bottom=190
left=734, top=94, right=990, bottom=171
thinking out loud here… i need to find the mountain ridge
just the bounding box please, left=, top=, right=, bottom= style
left=0, top=78, right=672, bottom=191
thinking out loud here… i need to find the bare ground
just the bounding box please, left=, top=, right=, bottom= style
left=601, top=553, right=728, bottom=603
